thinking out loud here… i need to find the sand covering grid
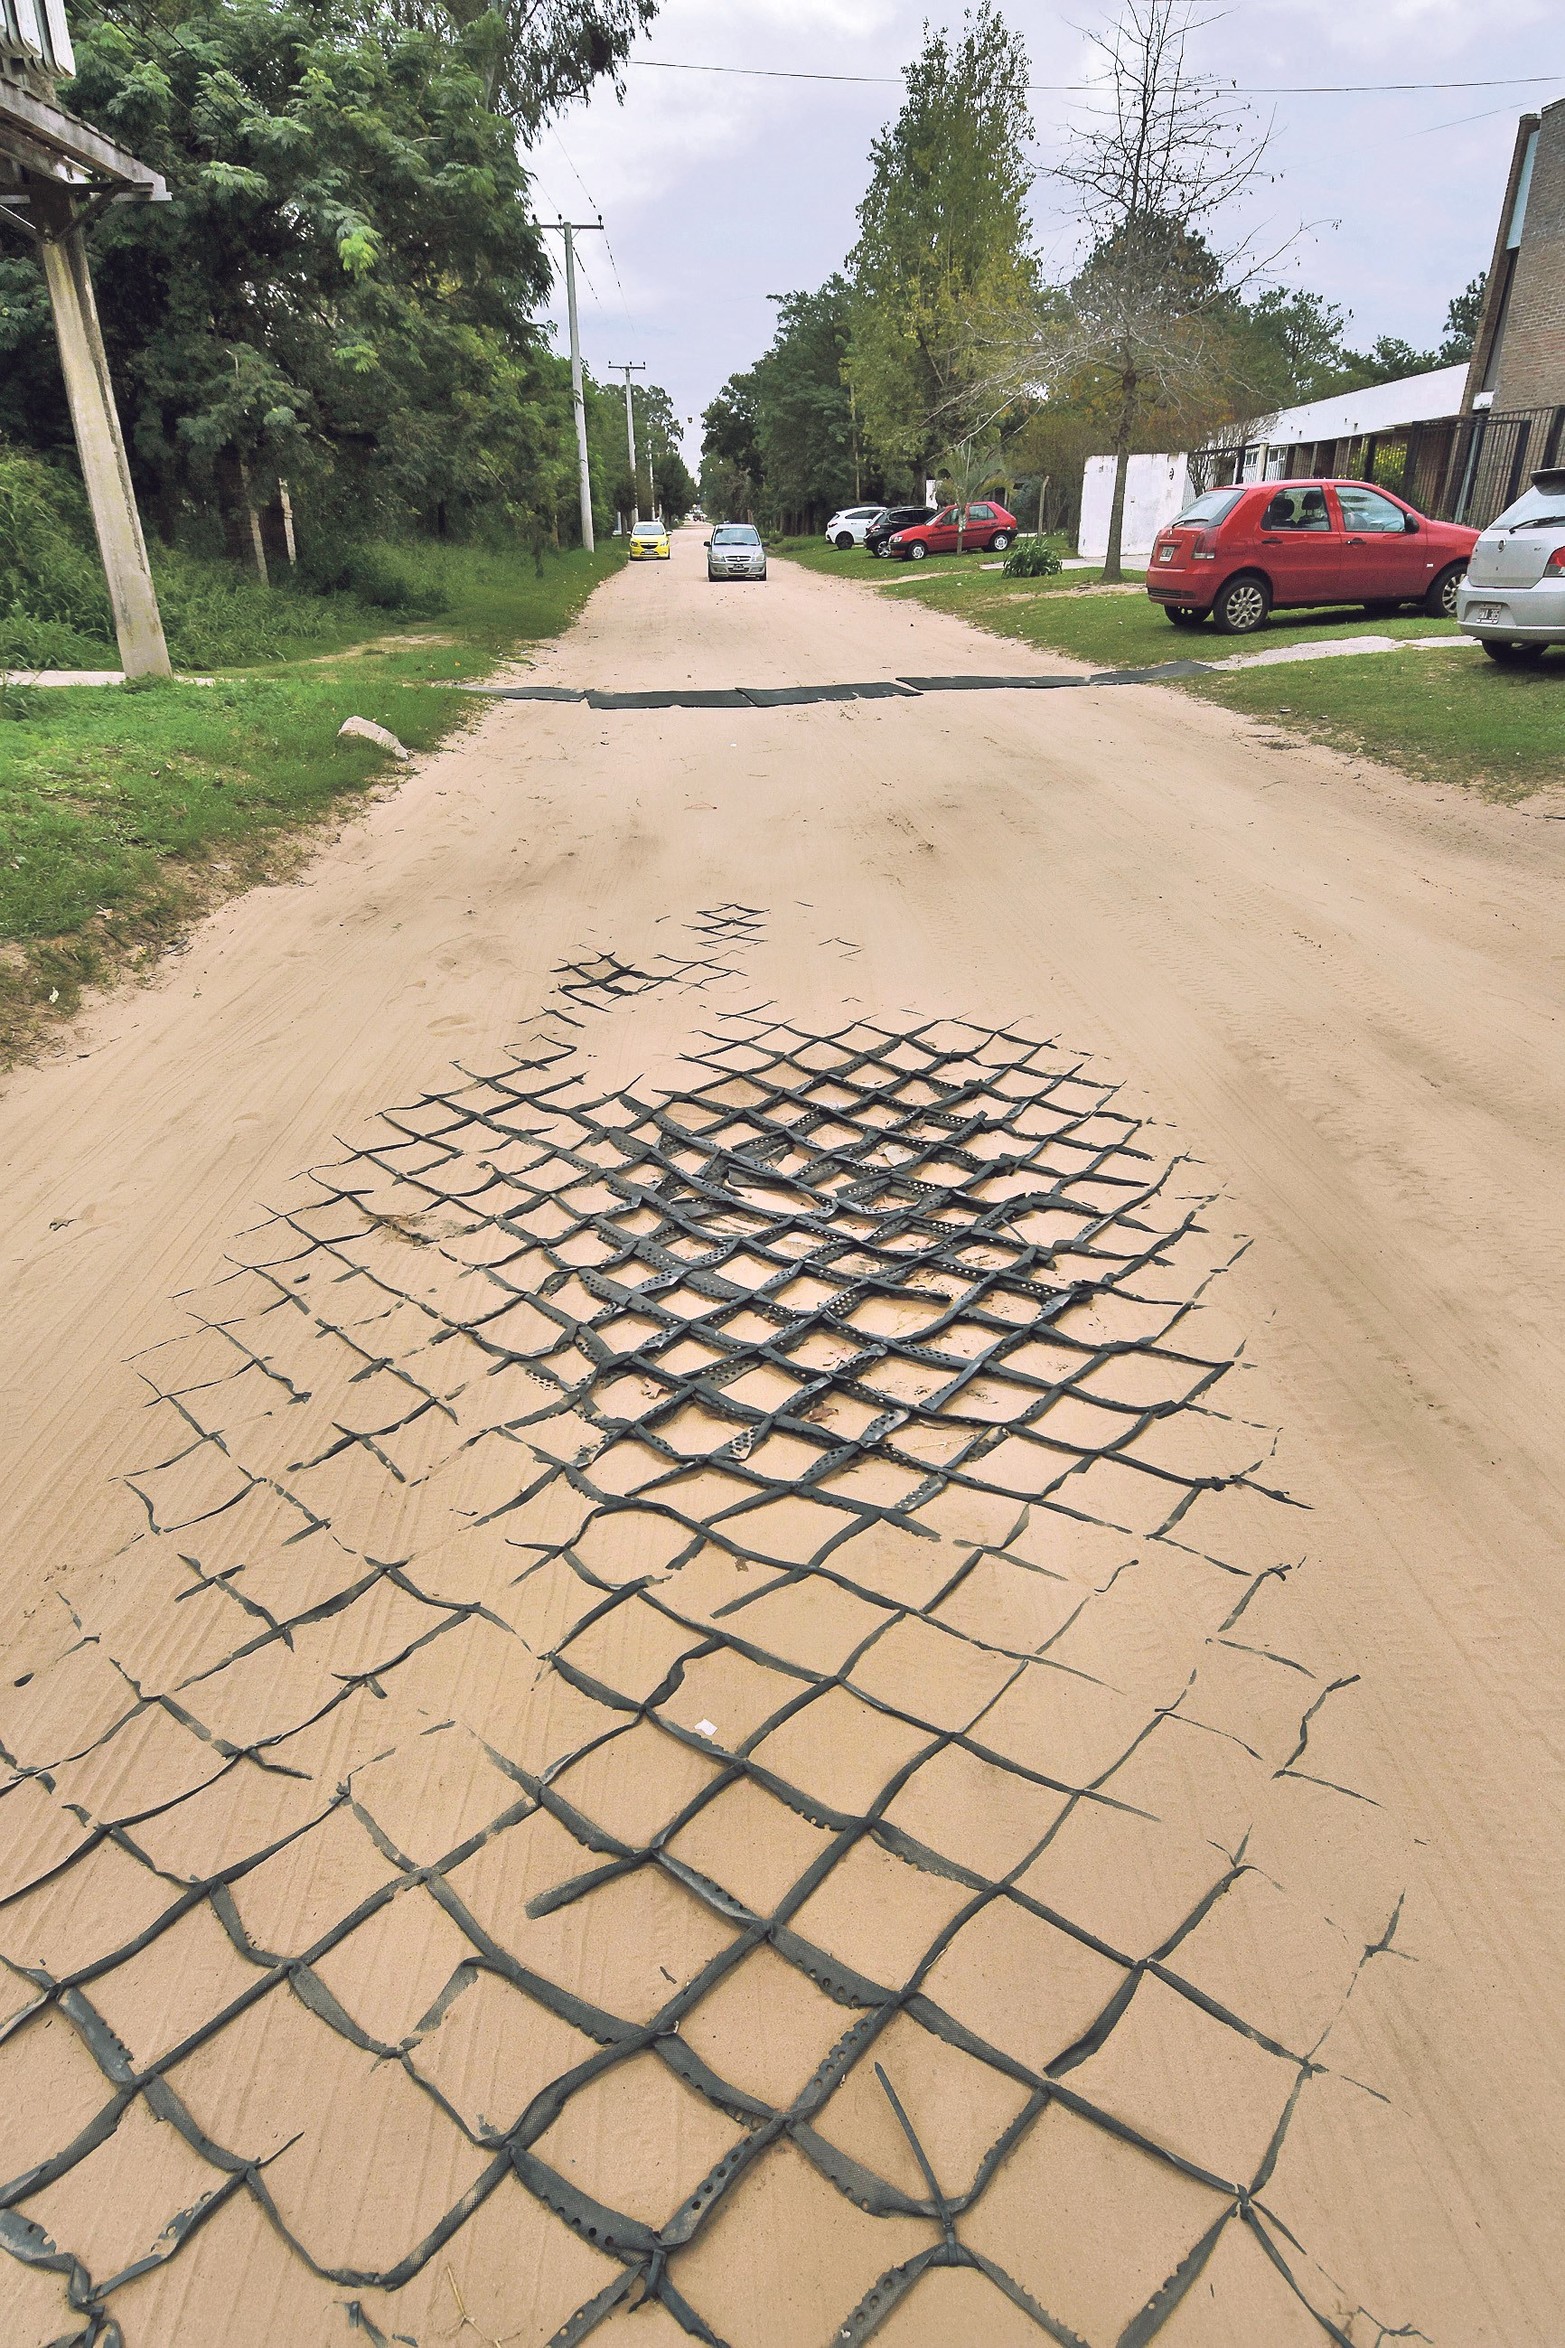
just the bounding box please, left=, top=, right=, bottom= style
left=0, top=907, right=1413, bottom=2347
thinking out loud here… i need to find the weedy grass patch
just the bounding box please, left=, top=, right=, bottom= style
left=0, top=538, right=623, bottom=1059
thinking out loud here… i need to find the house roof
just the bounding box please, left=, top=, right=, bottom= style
left=1226, top=363, right=1470, bottom=451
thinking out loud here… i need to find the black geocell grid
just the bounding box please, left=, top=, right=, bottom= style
left=469, top=666, right=1214, bottom=709
left=0, top=908, right=1409, bottom=2348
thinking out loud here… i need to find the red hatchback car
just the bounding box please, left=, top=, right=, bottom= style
left=889, top=500, right=1019, bottom=560
left=1147, top=480, right=1477, bottom=634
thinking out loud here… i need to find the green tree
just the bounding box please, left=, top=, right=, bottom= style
left=1230, top=288, right=1359, bottom=408
left=431, top=0, right=659, bottom=136
left=20, top=0, right=567, bottom=551
left=653, top=446, right=696, bottom=524
left=936, top=435, right=1005, bottom=551
left=1439, top=274, right=1486, bottom=364
left=846, top=3, right=1037, bottom=468
left=751, top=277, right=880, bottom=530
left=3, top=0, right=656, bottom=561
left=700, top=372, right=763, bottom=519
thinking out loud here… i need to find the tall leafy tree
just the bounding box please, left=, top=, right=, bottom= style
left=407, top=0, right=660, bottom=137
left=752, top=277, right=869, bottom=528
left=3, top=0, right=637, bottom=550
left=846, top=3, right=1036, bottom=468
left=700, top=371, right=763, bottom=519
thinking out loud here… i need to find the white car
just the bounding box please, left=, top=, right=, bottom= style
left=1457, top=467, right=1565, bottom=662
left=824, top=505, right=886, bottom=551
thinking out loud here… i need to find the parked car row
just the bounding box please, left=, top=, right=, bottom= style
left=825, top=501, right=1020, bottom=561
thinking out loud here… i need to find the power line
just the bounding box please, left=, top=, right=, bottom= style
left=630, top=55, right=1564, bottom=98
left=549, top=129, right=635, bottom=330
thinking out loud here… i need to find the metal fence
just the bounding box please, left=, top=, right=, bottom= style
left=1433, top=405, right=1565, bottom=526
left=1190, top=404, right=1565, bottom=528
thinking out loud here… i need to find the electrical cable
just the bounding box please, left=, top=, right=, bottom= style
left=630, top=55, right=1563, bottom=98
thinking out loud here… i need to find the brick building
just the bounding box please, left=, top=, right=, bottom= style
left=1468, top=101, right=1565, bottom=417
left=1444, top=101, right=1565, bottom=521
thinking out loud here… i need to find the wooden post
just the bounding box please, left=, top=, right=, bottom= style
left=31, top=179, right=170, bottom=679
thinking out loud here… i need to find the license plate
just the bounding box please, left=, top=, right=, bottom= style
left=1471, top=602, right=1508, bottom=624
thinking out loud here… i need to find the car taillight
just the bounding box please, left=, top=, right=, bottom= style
left=1192, top=528, right=1219, bottom=560
left=1545, top=547, right=1565, bottom=573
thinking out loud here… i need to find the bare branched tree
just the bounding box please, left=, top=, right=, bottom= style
left=1010, top=1, right=1276, bottom=579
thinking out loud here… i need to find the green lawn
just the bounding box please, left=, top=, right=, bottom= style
left=0, top=540, right=622, bottom=1057
left=1192, top=650, right=1565, bottom=804
left=773, top=537, right=1565, bottom=802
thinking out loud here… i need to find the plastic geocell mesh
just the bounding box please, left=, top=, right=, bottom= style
left=0, top=905, right=1406, bottom=2347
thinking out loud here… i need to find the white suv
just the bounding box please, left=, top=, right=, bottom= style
left=824, top=505, right=886, bottom=551
left=1458, top=467, right=1565, bottom=663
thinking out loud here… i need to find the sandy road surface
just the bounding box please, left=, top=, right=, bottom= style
left=1, top=531, right=1561, bottom=2346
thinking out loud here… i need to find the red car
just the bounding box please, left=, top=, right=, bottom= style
left=888, top=500, right=1018, bottom=560
left=1147, top=479, right=1477, bottom=634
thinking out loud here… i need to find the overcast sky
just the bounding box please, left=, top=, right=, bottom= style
left=524, top=0, right=1563, bottom=462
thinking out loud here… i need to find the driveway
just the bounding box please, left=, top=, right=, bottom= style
left=0, top=529, right=1560, bottom=2346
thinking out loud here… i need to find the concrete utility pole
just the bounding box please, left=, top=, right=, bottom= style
left=609, top=362, right=647, bottom=524
left=32, top=181, right=169, bottom=672
left=1, top=0, right=173, bottom=678
left=543, top=219, right=603, bottom=554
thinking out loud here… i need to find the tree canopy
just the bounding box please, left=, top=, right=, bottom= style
left=1, top=0, right=678, bottom=560
left=845, top=3, right=1036, bottom=466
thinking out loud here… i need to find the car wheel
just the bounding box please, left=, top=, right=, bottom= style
left=1482, top=640, right=1546, bottom=664
left=989, top=531, right=1013, bottom=553
left=1424, top=564, right=1465, bottom=620
left=1211, top=573, right=1270, bottom=634
left=909, top=541, right=929, bottom=561
left=871, top=543, right=890, bottom=559
left=1165, top=607, right=1204, bottom=628
left=835, top=531, right=855, bottom=551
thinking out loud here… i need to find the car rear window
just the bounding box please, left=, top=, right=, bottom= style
left=1173, top=489, right=1244, bottom=527
left=1489, top=485, right=1565, bottom=531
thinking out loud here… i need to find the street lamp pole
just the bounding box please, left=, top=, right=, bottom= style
left=544, top=218, right=603, bottom=553
left=609, top=362, right=647, bottom=524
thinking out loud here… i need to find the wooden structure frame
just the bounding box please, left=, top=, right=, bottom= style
left=2, top=0, right=171, bottom=677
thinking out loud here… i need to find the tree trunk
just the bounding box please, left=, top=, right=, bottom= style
left=1103, top=375, right=1138, bottom=585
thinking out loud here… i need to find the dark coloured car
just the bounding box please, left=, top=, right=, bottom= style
left=864, top=504, right=936, bottom=557
left=1147, top=480, right=1477, bottom=634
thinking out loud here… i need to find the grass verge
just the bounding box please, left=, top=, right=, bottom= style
left=1189, top=650, right=1565, bottom=805
left=0, top=540, right=622, bottom=1060
left=773, top=537, right=1565, bottom=802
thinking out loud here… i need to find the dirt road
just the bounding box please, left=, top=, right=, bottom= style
left=1, top=535, right=1561, bottom=2346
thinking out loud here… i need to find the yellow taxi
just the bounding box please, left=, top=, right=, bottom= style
left=628, top=519, right=670, bottom=560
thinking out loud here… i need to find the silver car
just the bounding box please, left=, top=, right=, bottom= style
left=1458, top=467, right=1565, bottom=663
left=706, top=524, right=767, bottom=583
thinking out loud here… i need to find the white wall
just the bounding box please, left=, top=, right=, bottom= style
left=1078, top=454, right=1194, bottom=561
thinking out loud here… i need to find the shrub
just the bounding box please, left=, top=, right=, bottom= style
left=0, top=447, right=115, bottom=647
left=1003, top=537, right=1063, bottom=579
